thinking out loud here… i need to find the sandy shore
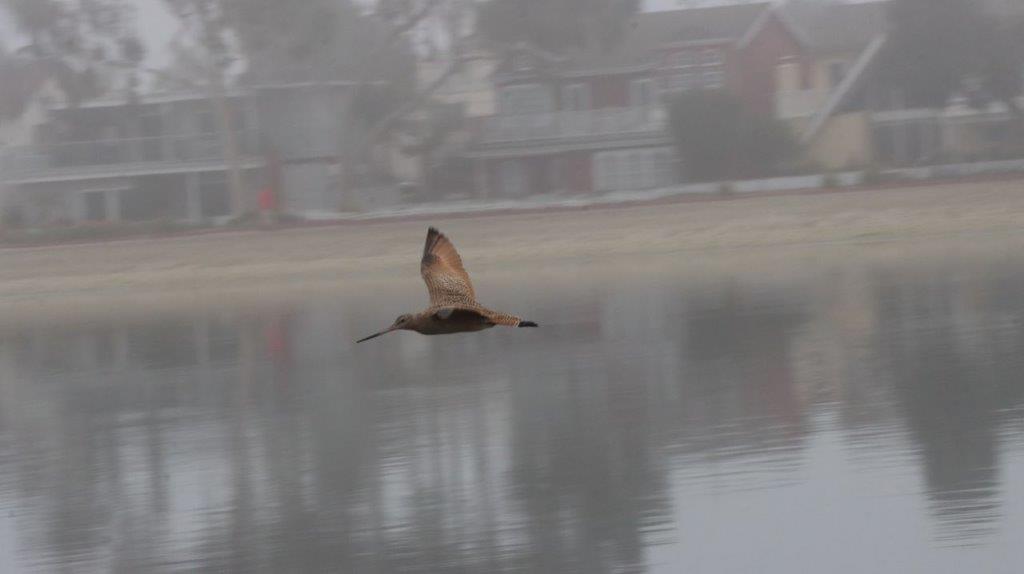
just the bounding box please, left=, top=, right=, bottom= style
left=1, top=179, right=1023, bottom=314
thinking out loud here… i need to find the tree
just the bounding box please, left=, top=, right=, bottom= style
left=337, top=0, right=479, bottom=203
left=195, top=0, right=478, bottom=206
left=477, top=0, right=640, bottom=55
left=230, top=0, right=378, bottom=83
left=882, top=0, right=1023, bottom=114
left=667, top=90, right=797, bottom=181
left=982, top=13, right=1024, bottom=117
left=162, top=1, right=489, bottom=208
left=159, top=0, right=249, bottom=217
left=881, top=0, right=986, bottom=108
left=0, top=47, right=40, bottom=121
left=401, top=100, right=467, bottom=198
left=149, top=36, right=211, bottom=92
left=1, top=0, right=145, bottom=106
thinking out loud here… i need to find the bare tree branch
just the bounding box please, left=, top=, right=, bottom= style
left=364, top=52, right=484, bottom=146
left=145, top=66, right=206, bottom=91
left=385, top=0, right=444, bottom=41
left=348, top=0, right=474, bottom=144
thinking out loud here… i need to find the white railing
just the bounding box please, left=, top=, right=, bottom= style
left=479, top=107, right=667, bottom=144
left=0, top=130, right=259, bottom=181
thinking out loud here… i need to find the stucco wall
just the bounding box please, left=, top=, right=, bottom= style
left=807, top=112, right=873, bottom=170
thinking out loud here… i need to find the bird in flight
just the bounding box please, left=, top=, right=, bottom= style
left=357, top=227, right=538, bottom=343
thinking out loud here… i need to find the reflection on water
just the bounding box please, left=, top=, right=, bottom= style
left=0, top=257, right=1023, bottom=573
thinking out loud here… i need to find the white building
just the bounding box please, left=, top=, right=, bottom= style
left=0, top=82, right=364, bottom=225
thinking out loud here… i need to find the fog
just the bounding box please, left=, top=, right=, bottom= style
left=1, top=0, right=1023, bottom=572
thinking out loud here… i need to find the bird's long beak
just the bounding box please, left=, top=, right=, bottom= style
left=356, top=325, right=397, bottom=343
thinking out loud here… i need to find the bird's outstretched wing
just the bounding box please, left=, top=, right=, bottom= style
left=421, top=227, right=476, bottom=306
left=433, top=306, right=537, bottom=328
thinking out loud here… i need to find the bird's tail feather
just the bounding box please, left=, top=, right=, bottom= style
left=485, top=311, right=537, bottom=328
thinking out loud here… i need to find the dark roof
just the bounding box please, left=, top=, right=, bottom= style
left=560, top=3, right=772, bottom=73
left=632, top=2, right=771, bottom=44
left=780, top=0, right=889, bottom=55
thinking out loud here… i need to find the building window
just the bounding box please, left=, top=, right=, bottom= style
left=98, top=126, right=120, bottom=163
left=138, top=113, right=163, bottom=161
left=499, top=84, right=553, bottom=116
left=197, top=110, right=216, bottom=135
left=702, top=70, right=725, bottom=89
left=661, top=73, right=690, bottom=95
left=642, top=150, right=658, bottom=188
left=593, top=147, right=676, bottom=192
left=776, top=60, right=801, bottom=93
left=548, top=156, right=567, bottom=192
left=561, top=83, right=591, bottom=111
left=83, top=191, right=108, bottom=221
left=654, top=148, right=676, bottom=183
left=512, top=53, right=530, bottom=71
left=499, top=159, right=527, bottom=196
left=701, top=49, right=723, bottom=67
left=606, top=152, right=623, bottom=191
left=628, top=150, right=644, bottom=188
left=662, top=56, right=724, bottom=94
left=594, top=154, right=609, bottom=190
left=666, top=50, right=694, bottom=68
left=232, top=103, right=250, bottom=138
left=200, top=173, right=230, bottom=217
left=630, top=78, right=656, bottom=108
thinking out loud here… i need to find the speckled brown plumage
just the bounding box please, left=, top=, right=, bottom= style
left=421, top=226, right=476, bottom=307
left=356, top=227, right=538, bottom=343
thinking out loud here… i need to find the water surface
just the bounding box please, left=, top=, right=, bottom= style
left=0, top=254, right=1023, bottom=573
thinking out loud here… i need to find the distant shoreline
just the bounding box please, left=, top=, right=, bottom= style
left=3, top=171, right=1024, bottom=251
left=0, top=178, right=1022, bottom=311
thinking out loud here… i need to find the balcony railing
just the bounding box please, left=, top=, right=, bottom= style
left=1, top=130, right=259, bottom=181
left=479, top=107, right=668, bottom=145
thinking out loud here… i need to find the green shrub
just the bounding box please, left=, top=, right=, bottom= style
left=821, top=172, right=840, bottom=189
left=861, top=164, right=884, bottom=186
left=668, top=89, right=799, bottom=182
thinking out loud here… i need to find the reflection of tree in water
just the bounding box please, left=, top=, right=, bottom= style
left=32, top=390, right=113, bottom=571
left=3, top=265, right=1024, bottom=570
left=0, top=316, right=236, bottom=571
left=673, top=282, right=810, bottom=461
left=872, top=269, right=1024, bottom=543
left=505, top=358, right=672, bottom=573
left=495, top=281, right=813, bottom=572
left=324, top=294, right=677, bottom=572
left=0, top=283, right=814, bottom=573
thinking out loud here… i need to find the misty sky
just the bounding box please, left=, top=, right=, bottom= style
left=0, top=0, right=756, bottom=71
left=0, top=0, right=177, bottom=67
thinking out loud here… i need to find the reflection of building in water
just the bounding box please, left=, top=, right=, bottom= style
left=789, top=266, right=909, bottom=446
left=0, top=314, right=252, bottom=571
left=669, top=280, right=811, bottom=465
left=0, top=316, right=243, bottom=377
left=2, top=266, right=1024, bottom=569
left=767, top=261, right=1024, bottom=545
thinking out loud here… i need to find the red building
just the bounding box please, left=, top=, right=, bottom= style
left=469, top=3, right=805, bottom=197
